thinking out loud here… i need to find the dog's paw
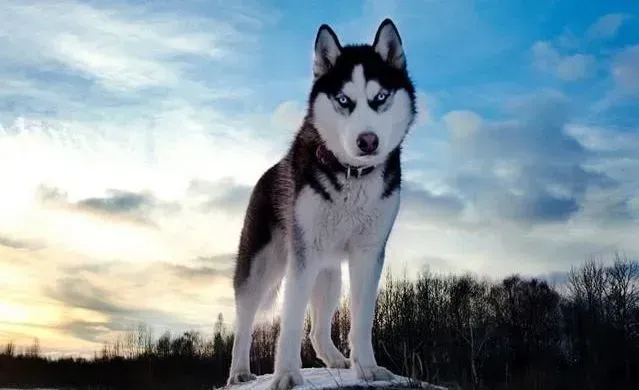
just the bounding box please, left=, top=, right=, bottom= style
left=317, top=350, right=350, bottom=369
left=268, top=370, right=304, bottom=390
left=353, top=364, right=395, bottom=382
left=325, top=355, right=351, bottom=369
left=227, top=370, right=257, bottom=385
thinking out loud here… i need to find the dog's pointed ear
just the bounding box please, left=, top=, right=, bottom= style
left=313, top=24, right=342, bottom=79
left=373, top=18, right=405, bottom=70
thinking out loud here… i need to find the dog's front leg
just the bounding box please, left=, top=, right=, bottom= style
left=270, top=240, right=317, bottom=390
left=347, top=243, right=394, bottom=382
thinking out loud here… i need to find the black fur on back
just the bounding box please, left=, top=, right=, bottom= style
left=232, top=40, right=414, bottom=291
left=233, top=163, right=285, bottom=290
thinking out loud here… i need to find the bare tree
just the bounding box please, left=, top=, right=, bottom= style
left=3, top=341, right=15, bottom=357
left=25, top=338, right=40, bottom=358
left=605, top=252, right=639, bottom=383
left=568, top=257, right=608, bottom=319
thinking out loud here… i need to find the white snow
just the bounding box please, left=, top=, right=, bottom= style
left=221, top=368, right=448, bottom=389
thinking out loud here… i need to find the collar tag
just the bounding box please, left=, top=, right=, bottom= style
left=316, top=145, right=374, bottom=180
left=345, top=164, right=370, bottom=179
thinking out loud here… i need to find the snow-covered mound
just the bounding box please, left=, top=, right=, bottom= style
left=221, top=367, right=448, bottom=389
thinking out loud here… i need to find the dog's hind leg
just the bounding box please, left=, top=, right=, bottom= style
left=310, top=267, right=349, bottom=369
left=227, top=284, right=260, bottom=385
left=228, top=236, right=287, bottom=385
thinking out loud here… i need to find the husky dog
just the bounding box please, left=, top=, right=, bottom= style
left=227, top=18, right=416, bottom=389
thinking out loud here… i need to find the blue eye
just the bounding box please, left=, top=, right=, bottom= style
left=375, top=91, right=389, bottom=101
left=335, top=93, right=350, bottom=107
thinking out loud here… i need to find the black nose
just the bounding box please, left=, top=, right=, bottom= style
left=356, top=131, right=379, bottom=154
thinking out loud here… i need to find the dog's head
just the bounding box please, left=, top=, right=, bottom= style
left=308, top=19, right=416, bottom=168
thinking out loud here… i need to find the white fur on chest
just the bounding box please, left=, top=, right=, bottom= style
left=294, top=170, right=395, bottom=260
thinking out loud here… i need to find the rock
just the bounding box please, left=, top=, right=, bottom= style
left=219, top=367, right=447, bottom=390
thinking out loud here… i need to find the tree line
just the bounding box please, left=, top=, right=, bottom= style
left=1, top=253, right=638, bottom=390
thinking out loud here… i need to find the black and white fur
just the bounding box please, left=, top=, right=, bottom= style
left=226, top=19, right=417, bottom=390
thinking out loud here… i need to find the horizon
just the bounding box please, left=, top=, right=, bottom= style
left=1, top=0, right=638, bottom=358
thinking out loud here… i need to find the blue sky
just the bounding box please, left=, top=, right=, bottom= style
left=0, top=0, right=638, bottom=356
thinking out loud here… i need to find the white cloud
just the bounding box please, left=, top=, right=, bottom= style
left=271, top=100, right=305, bottom=133
left=0, top=100, right=286, bottom=267
left=0, top=89, right=289, bottom=355
left=0, top=0, right=283, bottom=301
left=532, top=41, right=596, bottom=81
left=612, top=44, right=639, bottom=96
left=556, top=29, right=580, bottom=50
left=415, top=91, right=437, bottom=127
left=0, top=106, right=276, bottom=355
left=439, top=90, right=623, bottom=228
left=565, top=124, right=639, bottom=221
left=591, top=44, right=639, bottom=112
left=566, top=123, right=639, bottom=153
left=50, top=33, right=180, bottom=91
left=586, top=13, right=632, bottom=40
left=442, top=110, right=482, bottom=139
left=0, top=0, right=262, bottom=91
left=555, top=53, right=596, bottom=80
